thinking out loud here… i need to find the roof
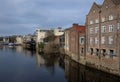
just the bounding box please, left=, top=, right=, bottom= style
left=72, top=24, right=86, bottom=31
left=94, top=2, right=102, bottom=8
left=87, top=2, right=101, bottom=16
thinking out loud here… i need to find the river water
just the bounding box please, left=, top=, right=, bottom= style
left=0, top=46, right=120, bottom=82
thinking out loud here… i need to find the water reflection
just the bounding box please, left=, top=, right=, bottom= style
left=65, top=56, right=120, bottom=82
left=0, top=46, right=120, bottom=82
left=0, top=46, right=67, bottom=82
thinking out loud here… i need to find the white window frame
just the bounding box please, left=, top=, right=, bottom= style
left=109, top=25, right=114, bottom=32
left=90, top=37, right=93, bottom=45
left=95, top=37, right=99, bottom=44
left=109, top=36, right=113, bottom=44
left=90, top=28, right=93, bottom=34
left=79, top=37, right=84, bottom=44
left=101, top=36, right=105, bottom=44
left=95, top=19, right=99, bottom=23
left=101, top=26, right=106, bottom=33
left=118, top=23, right=120, bottom=30
left=101, top=17, right=105, bottom=22
left=109, top=15, right=114, bottom=20
left=95, top=27, right=99, bottom=33
left=90, top=21, right=93, bottom=24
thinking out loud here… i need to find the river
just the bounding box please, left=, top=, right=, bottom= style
left=0, top=46, right=120, bottom=82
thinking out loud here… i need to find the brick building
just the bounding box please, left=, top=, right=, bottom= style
left=64, top=28, right=70, bottom=55
left=65, top=24, right=85, bottom=62
left=86, top=0, right=120, bottom=75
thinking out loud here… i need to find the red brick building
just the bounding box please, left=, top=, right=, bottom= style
left=66, top=24, right=85, bottom=62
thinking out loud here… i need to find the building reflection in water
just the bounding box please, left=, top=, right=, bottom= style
left=16, top=46, right=23, bottom=53
left=35, top=52, right=61, bottom=75
left=35, top=52, right=45, bottom=67
left=65, top=56, right=120, bottom=82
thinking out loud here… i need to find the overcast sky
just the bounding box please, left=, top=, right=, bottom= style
left=0, top=0, right=103, bottom=36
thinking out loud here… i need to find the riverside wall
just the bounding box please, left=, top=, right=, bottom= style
left=65, top=51, right=120, bottom=76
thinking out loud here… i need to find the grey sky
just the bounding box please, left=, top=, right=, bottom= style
left=0, top=0, right=103, bottom=36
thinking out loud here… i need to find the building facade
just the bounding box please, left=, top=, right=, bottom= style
left=35, top=29, right=48, bottom=43
left=86, top=0, right=120, bottom=75
left=65, top=24, right=85, bottom=62
left=53, top=27, right=64, bottom=36
left=16, top=36, right=23, bottom=45
left=64, top=28, right=70, bottom=55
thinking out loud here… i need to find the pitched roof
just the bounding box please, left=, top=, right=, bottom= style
left=111, top=0, right=120, bottom=5
left=87, top=2, right=101, bottom=16
left=95, top=2, right=102, bottom=8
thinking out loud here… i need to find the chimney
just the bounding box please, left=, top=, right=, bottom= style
left=73, top=23, right=78, bottom=27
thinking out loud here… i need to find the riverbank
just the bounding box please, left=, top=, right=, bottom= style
left=64, top=51, right=120, bottom=77
left=65, top=55, right=120, bottom=82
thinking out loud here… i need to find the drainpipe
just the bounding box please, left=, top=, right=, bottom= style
left=98, top=10, right=102, bottom=68
left=84, top=32, right=86, bottom=60
left=78, top=31, right=80, bottom=62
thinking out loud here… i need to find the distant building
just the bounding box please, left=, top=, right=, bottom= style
left=64, top=28, right=70, bottom=55
left=53, top=27, right=64, bottom=36
left=35, top=28, right=48, bottom=43
left=59, top=34, right=65, bottom=48
left=16, top=36, right=23, bottom=45
left=23, top=34, right=33, bottom=43
left=53, top=27, right=64, bottom=45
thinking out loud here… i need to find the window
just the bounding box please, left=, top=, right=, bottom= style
left=102, top=49, right=106, bottom=56
left=101, top=17, right=105, bottom=22
left=90, top=37, right=93, bottom=45
left=95, top=27, right=99, bottom=33
left=109, top=15, right=114, bottom=20
left=90, top=28, right=93, bottom=34
left=110, top=50, right=115, bottom=58
left=106, top=6, right=108, bottom=9
left=118, top=23, right=120, bottom=29
left=79, top=37, right=84, bottom=44
left=101, top=36, right=105, bottom=44
left=90, top=21, right=93, bottom=24
left=93, top=10, right=96, bottom=13
left=95, top=19, right=99, bottom=23
left=96, top=49, right=99, bottom=56
left=109, top=36, right=113, bottom=44
left=81, top=48, right=84, bottom=54
left=101, top=26, right=106, bottom=33
left=109, top=25, right=114, bottom=32
left=90, top=48, right=93, bottom=55
left=95, top=37, right=99, bottom=44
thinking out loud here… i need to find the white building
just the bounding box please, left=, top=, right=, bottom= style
left=23, top=34, right=33, bottom=42
left=35, top=28, right=47, bottom=43
left=64, top=29, right=70, bottom=54
left=53, top=27, right=64, bottom=36
left=16, top=36, right=23, bottom=45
